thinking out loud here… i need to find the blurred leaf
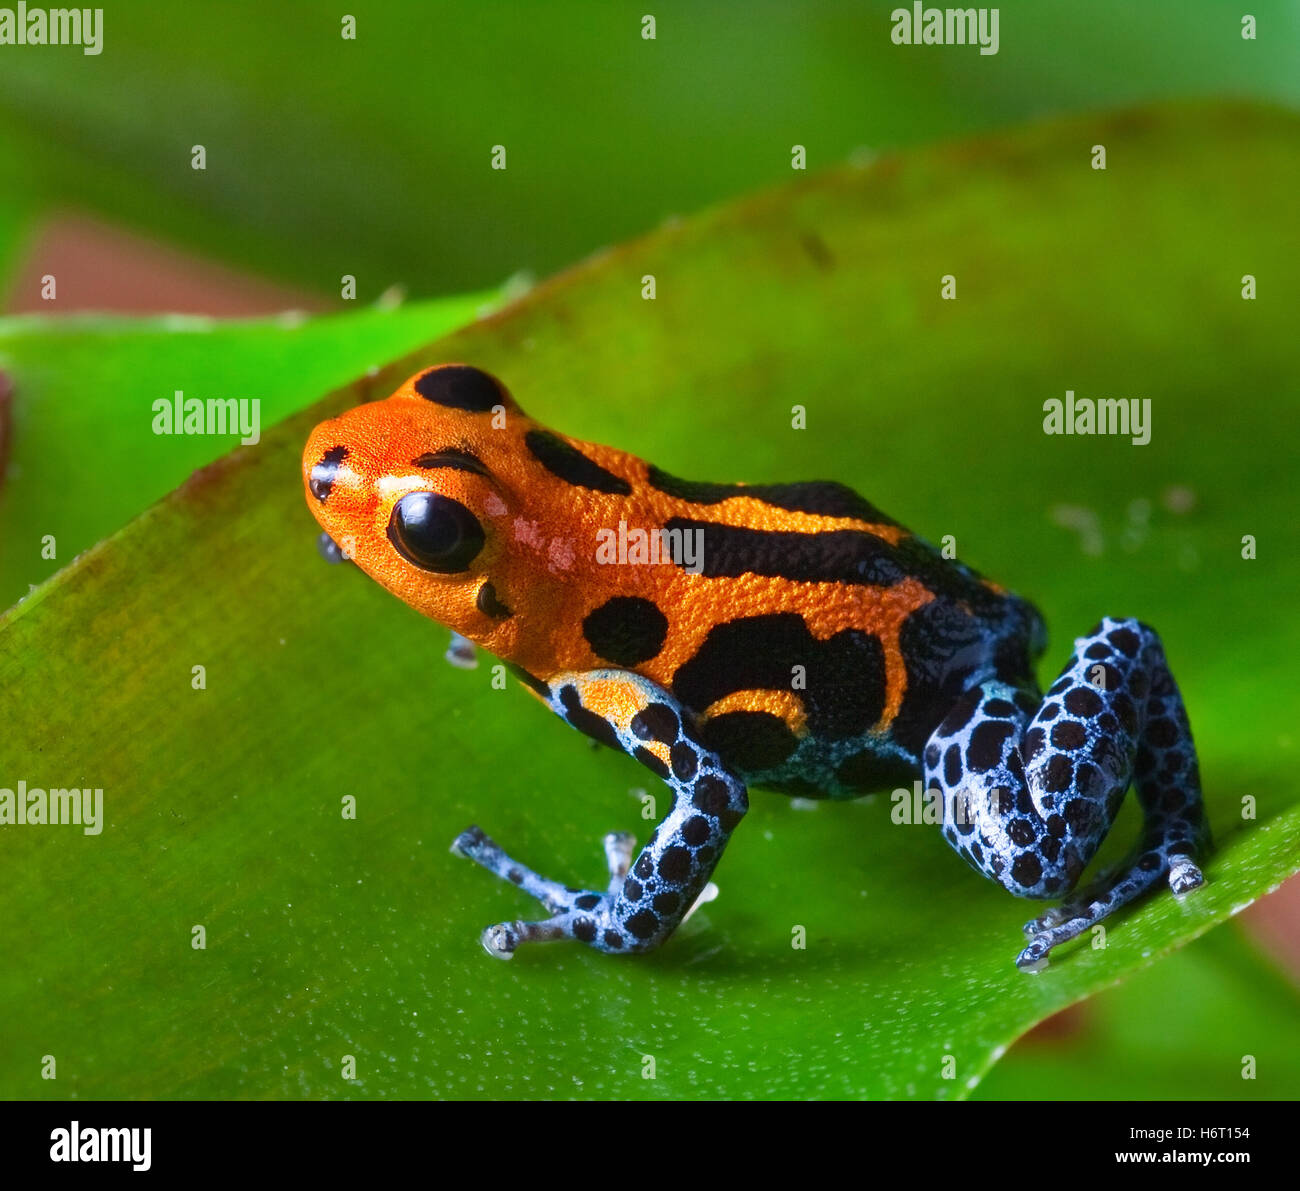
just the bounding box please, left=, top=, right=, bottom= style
left=973, top=922, right=1300, bottom=1100
left=1, top=102, right=1298, bottom=1099
left=0, top=1, right=1295, bottom=298
left=0, top=293, right=493, bottom=609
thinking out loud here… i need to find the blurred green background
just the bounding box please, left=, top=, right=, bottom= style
left=0, top=0, right=1297, bottom=1100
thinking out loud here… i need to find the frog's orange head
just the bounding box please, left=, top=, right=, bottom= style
left=303, top=365, right=524, bottom=640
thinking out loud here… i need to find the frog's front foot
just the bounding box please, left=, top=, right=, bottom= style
left=450, top=825, right=651, bottom=959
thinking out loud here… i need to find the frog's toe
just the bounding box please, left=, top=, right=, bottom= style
left=1169, top=856, right=1204, bottom=896
left=603, top=831, right=636, bottom=884
left=1016, top=938, right=1052, bottom=973
left=481, top=923, right=518, bottom=960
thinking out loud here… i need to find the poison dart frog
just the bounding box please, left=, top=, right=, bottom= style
left=303, top=364, right=1209, bottom=972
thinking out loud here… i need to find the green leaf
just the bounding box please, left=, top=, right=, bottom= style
left=2, top=1, right=1296, bottom=298
left=974, top=922, right=1300, bottom=1100
left=2, top=101, right=1297, bottom=1100
left=0, top=294, right=493, bottom=610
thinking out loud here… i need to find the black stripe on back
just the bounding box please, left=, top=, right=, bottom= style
left=525, top=429, right=631, bottom=495
left=647, top=465, right=897, bottom=526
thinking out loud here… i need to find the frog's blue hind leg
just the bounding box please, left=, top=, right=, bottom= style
left=922, top=617, right=1209, bottom=972
left=451, top=669, right=747, bottom=957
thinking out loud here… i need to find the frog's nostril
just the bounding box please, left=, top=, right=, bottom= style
left=310, top=445, right=349, bottom=503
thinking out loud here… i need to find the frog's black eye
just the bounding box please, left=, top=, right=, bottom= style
left=387, top=492, right=485, bottom=573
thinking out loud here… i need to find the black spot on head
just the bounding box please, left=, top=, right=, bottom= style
left=1063, top=686, right=1103, bottom=718
left=476, top=581, right=512, bottom=619
left=310, top=445, right=348, bottom=503
left=412, top=447, right=490, bottom=476
left=413, top=365, right=508, bottom=412
left=583, top=597, right=668, bottom=666
left=623, top=878, right=643, bottom=902
left=525, top=429, right=631, bottom=494
left=633, top=852, right=654, bottom=881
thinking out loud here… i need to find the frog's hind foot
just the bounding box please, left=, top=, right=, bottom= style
left=923, top=616, right=1210, bottom=974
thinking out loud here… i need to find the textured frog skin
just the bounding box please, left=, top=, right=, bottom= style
left=304, top=364, right=1208, bottom=970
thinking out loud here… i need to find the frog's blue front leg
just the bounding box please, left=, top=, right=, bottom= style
left=451, top=669, right=748, bottom=957
left=923, top=617, right=1210, bottom=972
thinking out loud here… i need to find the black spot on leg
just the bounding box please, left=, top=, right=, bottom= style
left=658, top=847, right=692, bottom=884
left=633, top=746, right=670, bottom=779
left=1108, top=627, right=1141, bottom=657
left=631, top=703, right=679, bottom=743
left=967, top=721, right=1014, bottom=772
left=1064, top=686, right=1103, bottom=718
left=560, top=684, right=622, bottom=751
left=1011, top=852, right=1042, bottom=887
left=573, top=917, right=597, bottom=943
left=624, top=910, right=659, bottom=940
left=692, top=775, right=732, bottom=817
left=583, top=597, right=668, bottom=665
left=682, top=816, right=711, bottom=847
left=670, top=743, right=698, bottom=781
left=653, top=891, right=681, bottom=915
left=1044, top=754, right=1073, bottom=793
left=603, top=930, right=624, bottom=949
left=1008, top=819, right=1036, bottom=846
left=1051, top=721, right=1087, bottom=751
left=574, top=894, right=600, bottom=911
